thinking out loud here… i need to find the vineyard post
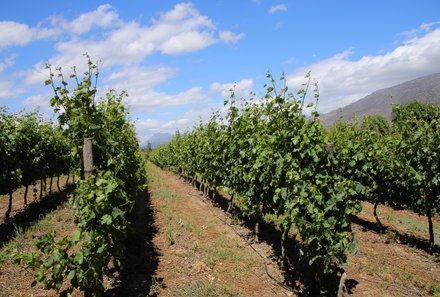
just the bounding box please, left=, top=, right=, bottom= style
left=82, top=136, right=102, bottom=297
left=5, top=193, right=13, bottom=220
left=83, top=137, right=94, bottom=179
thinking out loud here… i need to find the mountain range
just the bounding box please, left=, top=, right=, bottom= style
left=319, top=73, right=440, bottom=127
left=144, top=132, right=173, bottom=148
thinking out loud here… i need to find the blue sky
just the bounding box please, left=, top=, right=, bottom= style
left=1, top=1, right=440, bottom=143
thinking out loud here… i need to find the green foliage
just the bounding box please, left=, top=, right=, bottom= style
left=20, top=171, right=132, bottom=295
left=18, top=55, right=146, bottom=295
left=0, top=108, right=21, bottom=197
left=0, top=107, right=72, bottom=219
left=327, top=115, right=398, bottom=207
left=328, top=101, right=440, bottom=248
left=151, top=73, right=363, bottom=282
left=392, top=101, right=440, bottom=247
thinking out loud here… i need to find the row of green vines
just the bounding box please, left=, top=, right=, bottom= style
left=0, top=108, right=71, bottom=219
left=18, top=55, right=146, bottom=296
left=327, top=101, right=440, bottom=249
left=150, top=73, right=364, bottom=292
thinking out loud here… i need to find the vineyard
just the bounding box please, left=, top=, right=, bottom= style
left=0, top=67, right=439, bottom=296
left=1, top=57, right=146, bottom=296
left=149, top=74, right=440, bottom=295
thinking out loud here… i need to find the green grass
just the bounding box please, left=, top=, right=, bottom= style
left=0, top=288, right=9, bottom=297
left=0, top=203, right=74, bottom=264
left=154, top=188, right=177, bottom=200
left=165, top=224, right=182, bottom=246
left=173, top=280, right=241, bottom=297
left=384, top=212, right=440, bottom=243
left=203, top=239, right=256, bottom=278
left=430, top=283, right=440, bottom=296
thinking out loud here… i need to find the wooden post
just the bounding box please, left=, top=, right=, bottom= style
left=337, top=271, right=347, bottom=297
left=83, top=137, right=99, bottom=297
left=83, top=137, right=94, bottom=179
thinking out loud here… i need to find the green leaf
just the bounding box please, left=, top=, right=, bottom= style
left=71, top=230, right=81, bottom=242
left=67, top=269, right=76, bottom=280
left=74, top=251, right=83, bottom=264
left=348, top=235, right=358, bottom=255
left=101, top=214, right=112, bottom=225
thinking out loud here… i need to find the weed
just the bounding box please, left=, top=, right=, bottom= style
left=155, top=189, right=176, bottom=200
left=430, top=283, right=440, bottom=296
left=4, top=223, right=27, bottom=252
left=205, top=240, right=255, bottom=271
left=381, top=209, right=440, bottom=243
left=180, top=219, right=194, bottom=232
left=400, top=271, right=413, bottom=283
left=174, top=280, right=240, bottom=297
left=379, top=281, right=389, bottom=289
left=221, top=286, right=241, bottom=297
left=149, top=279, right=163, bottom=296
left=190, top=242, right=199, bottom=252
left=363, top=264, right=377, bottom=276
left=174, top=281, right=217, bottom=297
left=165, top=225, right=181, bottom=246
left=166, top=228, right=175, bottom=246
left=0, top=288, right=9, bottom=297
left=385, top=230, right=397, bottom=242
left=0, top=252, right=9, bottom=264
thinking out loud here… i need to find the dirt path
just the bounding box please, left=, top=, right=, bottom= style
left=146, top=163, right=293, bottom=297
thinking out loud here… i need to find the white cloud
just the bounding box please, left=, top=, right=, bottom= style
left=0, top=56, right=15, bottom=73
left=0, top=21, right=56, bottom=49
left=20, top=2, right=245, bottom=95
left=0, top=5, right=118, bottom=50
left=134, top=108, right=213, bottom=143
left=103, top=65, right=205, bottom=111
left=22, top=93, right=53, bottom=114
left=160, top=31, right=216, bottom=54
left=269, top=4, right=288, bottom=14
left=8, top=2, right=247, bottom=138
left=104, top=65, right=175, bottom=90
left=22, top=62, right=49, bottom=85
left=162, top=108, right=213, bottom=130
left=43, top=2, right=240, bottom=69
left=219, top=31, right=245, bottom=43
left=0, top=81, right=18, bottom=99
left=125, top=86, right=205, bottom=111
left=287, top=28, right=440, bottom=113
left=58, top=4, right=120, bottom=35
left=398, top=21, right=440, bottom=42
left=210, top=79, right=254, bottom=98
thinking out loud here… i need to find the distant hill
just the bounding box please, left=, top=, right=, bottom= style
left=320, top=73, right=440, bottom=127
left=146, top=133, right=173, bottom=148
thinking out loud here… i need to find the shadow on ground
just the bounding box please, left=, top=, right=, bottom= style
left=351, top=215, right=439, bottom=254
left=0, top=185, right=75, bottom=248
left=106, top=189, right=160, bottom=297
